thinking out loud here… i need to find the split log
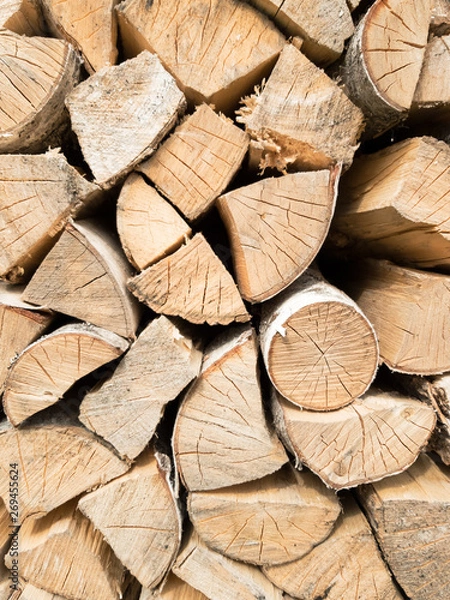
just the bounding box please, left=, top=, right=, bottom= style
left=65, top=50, right=186, bottom=187
left=0, top=498, right=11, bottom=592
left=237, top=43, right=364, bottom=172
left=116, top=0, right=285, bottom=113
left=171, top=527, right=283, bottom=600
left=78, top=448, right=182, bottom=589
left=263, top=495, right=403, bottom=599
left=22, top=219, right=141, bottom=340
left=79, top=315, right=202, bottom=461
left=128, top=233, right=250, bottom=326
left=40, top=0, right=119, bottom=72
left=0, top=0, right=45, bottom=35
left=3, top=322, right=129, bottom=426
left=0, top=30, right=80, bottom=154
left=216, top=169, right=340, bottom=303
left=117, top=173, right=191, bottom=271
left=339, top=259, right=450, bottom=374
left=142, top=573, right=209, bottom=600
left=0, top=419, right=129, bottom=523
left=14, top=583, right=70, bottom=599
left=138, top=104, right=249, bottom=222
left=332, top=136, right=450, bottom=272
left=412, top=35, right=450, bottom=113
left=174, top=325, right=287, bottom=492
left=259, top=271, right=379, bottom=411
left=188, top=464, right=341, bottom=566
left=342, top=0, right=432, bottom=137
left=272, top=388, right=436, bottom=489
left=358, top=453, right=450, bottom=600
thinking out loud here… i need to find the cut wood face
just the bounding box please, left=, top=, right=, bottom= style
left=0, top=0, right=45, bottom=35
left=188, top=464, right=341, bottom=566
left=274, top=388, right=436, bottom=489
left=12, top=582, right=70, bottom=600
left=66, top=50, right=186, bottom=187
left=413, top=35, right=450, bottom=108
left=116, top=0, right=285, bottom=112
left=139, top=104, right=249, bottom=222
left=146, top=573, right=210, bottom=600
left=174, top=325, right=287, bottom=491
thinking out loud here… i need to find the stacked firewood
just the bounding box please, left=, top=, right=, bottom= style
left=1, top=0, right=450, bottom=599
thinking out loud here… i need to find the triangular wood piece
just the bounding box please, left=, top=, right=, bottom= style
left=217, top=169, right=340, bottom=303
left=66, top=51, right=186, bottom=187
left=0, top=0, right=45, bottom=35
left=0, top=420, right=129, bottom=523
left=174, top=325, right=287, bottom=491
left=80, top=316, right=202, bottom=460
left=128, top=234, right=249, bottom=326
left=79, top=448, right=182, bottom=589
left=142, top=573, right=210, bottom=600
left=188, top=464, right=341, bottom=566
left=237, top=44, right=363, bottom=171
left=273, top=388, right=436, bottom=490
left=3, top=323, right=129, bottom=426
left=22, top=219, right=141, bottom=340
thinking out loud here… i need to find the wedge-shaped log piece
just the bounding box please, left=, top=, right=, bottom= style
left=260, top=271, right=378, bottom=410
left=14, top=583, right=69, bottom=600
left=334, top=137, right=450, bottom=272
left=413, top=36, right=450, bottom=112
left=263, top=495, right=402, bottom=599
left=79, top=449, right=182, bottom=589
left=273, top=388, right=436, bottom=489
left=247, top=0, right=353, bottom=64
left=80, top=316, right=202, bottom=460
left=41, top=0, right=119, bottom=72
left=340, top=259, right=450, bottom=374
left=343, top=0, right=432, bottom=137
left=0, top=30, right=80, bottom=154
left=66, top=51, right=186, bottom=187
left=174, top=325, right=287, bottom=491
left=128, top=234, right=249, bottom=326
left=23, top=220, right=141, bottom=340
left=0, top=0, right=45, bottom=35
left=0, top=420, right=129, bottom=523
left=117, top=173, right=191, bottom=271
left=142, top=573, right=209, bottom=600
left=237, top=44, right=363, bottom=172
left=7, top=499, right=125, bottom=600
left=3, top=323, right=129, bottom=426
left=139, top=105, right=249, bottom=222
left=117, top=0, right=285, bottom=113
left=217, top=169, right=340, bottom=303
left=358, top=454, right=450, bottom=600
left=188, top=464, right=341, bottom=565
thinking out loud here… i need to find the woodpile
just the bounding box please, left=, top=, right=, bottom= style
left=2, top=0, right=450, bottom=599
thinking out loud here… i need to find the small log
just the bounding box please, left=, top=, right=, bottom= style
left=142, top=573, right=209, bottom=600
left=78, top=448, right=182, bottom=589
left=65, top=50, right=186, bottom=187
left=259, top=271, right=378, bottom=411
left=3, top=323, right=129, bottom=426
left=117, top=173, right=191, bottom=271
left=138, top=104, right=249, bottom=222
left=0, top=0, right=45, bottom=35
left=22, top=219, right=141, bottom=340
left=343, top=0, right=432, bottom=137
left=412, top=35, right=450, bottom=112
left=188, top=464, right=341, bottom=566
left=116, top=0, right=285, bottom=113
left=171, top=527, right=283, bottom=600
left=0, top=419, right=129, bottom=523
left=358, top=453, right=450, bottom=600
left=0, top=30, right=80, bottom=154
left=332, top=136, right=450, bottom=272
left=80, top=315, right=202, bottom=461
left=237, top=43, right=364, bottom=172
left=216, top=169, right=340, bottom=303
left=174, top=325, right=287, bottom=492
left=339, top=258, right=450, bottom=374
left=128, top=233, right=250, bottom=326
left=40, top=0, right=119, bottom=72
left=273, top=388, right=436, bottom=489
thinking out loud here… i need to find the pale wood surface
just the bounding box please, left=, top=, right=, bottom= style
left=413, top=35, right=450, bottom=109
left=431, top=0, right=450, bottom=32
left=23, top=219, right=141, bottom=340
left=80, top=315, right=202, bottom=460
left=66, top=50, right=186, bottom=187
left=15, top=582, right=69, bottom=600
left=217, top=169, right=339, bottom=303
left=128, top=233, right=249, bottom=326
left=0, top=0, right=45, bottom=35
left=141, top=573, right=209, bottom=600
left=139, top=104, right=249, bottom=222
left=237, top=44, right=363, bottom=171
left=117, top=0, right=285, bottom=112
